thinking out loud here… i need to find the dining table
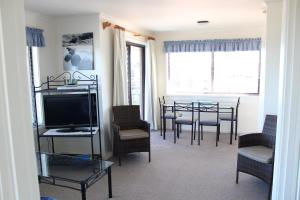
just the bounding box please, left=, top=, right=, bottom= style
left=162, top=101, right=235, bottom=144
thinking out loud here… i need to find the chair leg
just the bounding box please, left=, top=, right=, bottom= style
left=160, top=117, right=163, bottom=136
left=216, top=126, right=218, bottom=147
left=198, top=124, right=200, bottom=146
left=201, top=125, right=203, bottom=140
left=149, top=151, right=151, bottom=163
left=217, top=125, right=220, bottom=141
left=177, top=123, right=180, bottom=139
left=172, top=119, right=174, bottom=130
left=191, top=124, right=194, bottom=145
left=235, top=120, right=238, bottom=140
left=174, top=123, right=177, bottom=144
left=194, top=122, right=197, bottom=138
left=119, top=155, right=121, bottom=166
left=197, top=122, right=200, bottom=145
left=268, top=183, right=272, bottom=200
left=236, top=171, right=239, bottom=184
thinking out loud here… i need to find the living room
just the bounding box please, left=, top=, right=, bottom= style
left=1, top=0, right=300, bottom=200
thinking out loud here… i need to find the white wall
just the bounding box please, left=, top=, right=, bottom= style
left=154, top=26, right=265, bottom=133
left=261, top=1, right=282, bottom=118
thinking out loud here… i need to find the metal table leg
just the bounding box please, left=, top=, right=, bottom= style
left=108, top=167, right=112, bottom=198
left=81, top=183, right=86, bottom=200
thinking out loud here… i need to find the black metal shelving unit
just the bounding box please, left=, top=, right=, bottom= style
left=34, top=71, right=102, bottom=159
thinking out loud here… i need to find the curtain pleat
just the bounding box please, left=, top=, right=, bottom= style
left=26, top=27, right=45, bottom=47
left=164, top=38, right=261, bottom=53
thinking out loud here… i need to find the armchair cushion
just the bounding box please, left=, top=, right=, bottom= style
left=119, top=129, right=149, bottom=140
left=238, top=145, right=273, bottom=164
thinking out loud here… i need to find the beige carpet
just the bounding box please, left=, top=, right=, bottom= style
left=40, top=130, right=268, bottom=200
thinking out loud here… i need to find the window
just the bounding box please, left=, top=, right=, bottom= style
left=26, top=47, right=43, bottom=124
left=126, top=42, right=145, bottom=115
left=167, top=51, right=260, bottom=94
left=168, top=52, right=212, bottom=94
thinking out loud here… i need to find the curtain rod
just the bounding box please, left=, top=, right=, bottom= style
left=102, top=21, right=155, bottom=40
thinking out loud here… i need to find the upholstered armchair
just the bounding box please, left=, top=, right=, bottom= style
left=236, top=115, right=277, bottom=199
left=112, top=105, right=151, bottom=166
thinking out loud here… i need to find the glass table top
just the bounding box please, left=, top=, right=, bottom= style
left=37, top=152, right=113, bottom=183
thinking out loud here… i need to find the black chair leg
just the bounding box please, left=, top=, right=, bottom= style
left=236, top=171, right=239, bottom=184
left=201, top=125, right=203, bottom=140
left=268, top=183, right=272, bottom=200
left=217, top=125, right=220, bottom=141
left=191, top=124, right=194, bottom=145
left=194, top=122, right=197, bottom=139
left=235, top=120, right=238, bottom=140
left=119, top=155, right=121, bottom=166
left=172, top=119, right=175, bottom=130
left=149, top=151, right=151, bottom=163
left=177, top=123, right=180, bottom=139
left=174, top=124, right=177, bottom=143
left=198, top=125, right=200, bottom=145
left=216, top=127, right=218, bottom=147
left=160, top=117, right=163, bottom=136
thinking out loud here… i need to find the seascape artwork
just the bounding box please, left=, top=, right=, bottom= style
left=62, top=32, right=94, bottom=70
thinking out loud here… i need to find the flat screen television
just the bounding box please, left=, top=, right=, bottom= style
left=43, top=93, right=97, bottom=132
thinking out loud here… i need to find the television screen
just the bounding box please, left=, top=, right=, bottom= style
left=43, top=94, right=97, bottom=129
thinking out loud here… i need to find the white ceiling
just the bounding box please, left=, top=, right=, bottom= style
left=24, top=0, right=266, bottom=32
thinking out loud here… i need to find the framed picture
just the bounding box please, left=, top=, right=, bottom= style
left=62, top=32, right=94, bottom=70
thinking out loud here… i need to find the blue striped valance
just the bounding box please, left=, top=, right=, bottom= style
left=164, top=38, right=261, bottom=53
left=26, top=27, right=45, bottom=47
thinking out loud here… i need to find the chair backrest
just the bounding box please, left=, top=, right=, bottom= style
left=262, top=115, right=277, bottom=136
left=198, top=102, right=219, bottom=124
left=158, top=96, right=166, bottom=105
left=162, top=96, right=166, bottom=104
left=112, top=105, right=141, bottom=130
left=174, top=101, right=195, bottom=120
left=236, top=97, right=240, bottom=117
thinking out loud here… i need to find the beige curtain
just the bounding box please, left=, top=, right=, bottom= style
left=113, top=29, right=128, bottom=105
left=144, top=40, right=158, bottom=129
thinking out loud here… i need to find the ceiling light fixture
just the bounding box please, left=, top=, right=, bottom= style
left=197, top=20, right=209, bottom=24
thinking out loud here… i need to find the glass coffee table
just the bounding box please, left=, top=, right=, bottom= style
left=37, top=153, right=113, bottom=200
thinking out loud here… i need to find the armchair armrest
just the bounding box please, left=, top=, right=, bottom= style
left=139, top=120, right=151, bottom=135
left=112, top=122, right=120, bottom=139
left=238, top=133, right=263, bottom=148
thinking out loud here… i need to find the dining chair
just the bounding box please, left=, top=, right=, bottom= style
left=174, top=102, right=197, bottom=145
left=160, top=96, right=183, bottom=139
left=219, top=97, right=240, bottom=140
left=197, top=102, right=220, bottom=146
